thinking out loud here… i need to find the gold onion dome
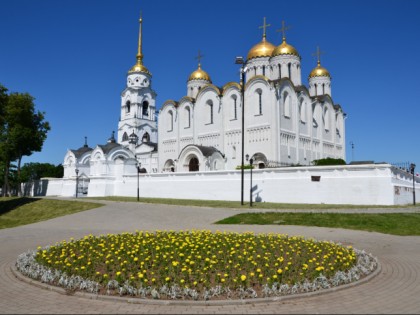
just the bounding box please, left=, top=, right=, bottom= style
left=129, top=59, right=151, bottom=75
left=272, top=39, right=300, bottom=57
left=309, top=61, right=331, bottom=78
left=247, top=38, right=276, bottom=60
left=188, top=64, right=212, bottom=82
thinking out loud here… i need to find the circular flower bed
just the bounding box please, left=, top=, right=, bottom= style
left=16, top=230, right=378, bottom=301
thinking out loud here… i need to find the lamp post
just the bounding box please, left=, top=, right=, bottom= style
left=235, top=56, right=246, bottom=205
left=75, top=169, right=79, bottom=198
left=136, top=159, right=141, bottom=202
left=246, top=154, right=254, bottom=207
left=410, top=163, right=416, bottom=205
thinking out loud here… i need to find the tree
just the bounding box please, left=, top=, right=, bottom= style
left=312, top=158, right=346, bottom=166
left=0, top=86, right=50, bottom=196
left=19, top=163, right=63, bottom=182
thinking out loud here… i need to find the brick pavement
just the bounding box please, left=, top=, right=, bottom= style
left=1, top=200, right=419, bottom=314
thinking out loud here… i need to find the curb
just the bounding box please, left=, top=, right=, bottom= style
left=11, top=261, right=381, bottom=306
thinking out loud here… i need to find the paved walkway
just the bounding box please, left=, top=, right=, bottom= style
left=1, top=200, right=420, bottom=314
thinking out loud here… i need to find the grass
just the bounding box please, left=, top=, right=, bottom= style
left=87, top=196, right=414, bottom=210
left=216, top=212, right=420, bottom=236
left=0, top=197, right=103, bottom=229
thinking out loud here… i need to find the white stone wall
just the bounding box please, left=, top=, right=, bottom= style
left=42, top=164, right=418, bottom=206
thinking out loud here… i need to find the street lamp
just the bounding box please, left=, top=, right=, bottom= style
left=136, top=158, right=141, bottom=202
left=75, top=169, right=79, bottom=198
left=236, top=56, right=246, bottom=205
left=246, top=154, right=254, bottom=207
left=410, top=163, right=416, bottom=205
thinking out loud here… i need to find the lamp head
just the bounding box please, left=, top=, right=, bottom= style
left=246, top=154, right=249, bottom=161
left=235, top=56, right=244, bottom=64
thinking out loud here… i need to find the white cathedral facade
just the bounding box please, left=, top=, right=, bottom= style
left=62, top=16, right=346, bottom=184
left=45, top=16, right=420, bottom=206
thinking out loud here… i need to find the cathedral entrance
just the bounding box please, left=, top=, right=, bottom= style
left=189, top=157, right=199, bottom=172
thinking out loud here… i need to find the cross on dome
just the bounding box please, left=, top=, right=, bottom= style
left=276, top=20, right=291, bottom=41
left=312, top=46, right=325, bottom=66
left=259, top=17, right=271, bottom=39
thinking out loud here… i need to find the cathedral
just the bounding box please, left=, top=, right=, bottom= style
left=62, top=15, right=346, bottom=187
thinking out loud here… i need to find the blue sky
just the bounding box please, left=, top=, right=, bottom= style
left=1, top=0, right=419, bottom=169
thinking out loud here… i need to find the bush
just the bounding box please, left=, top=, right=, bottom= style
left=312, top=158, right=346, bottom=166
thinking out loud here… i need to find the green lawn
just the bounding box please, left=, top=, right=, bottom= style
left=87, top=196, right=413, bottom=210
left=0, top=197, right=103, bottom=229
left=215, top=212, right=420, bottom=236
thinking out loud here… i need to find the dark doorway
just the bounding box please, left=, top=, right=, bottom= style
left=189, top=157, right=199, bottom=172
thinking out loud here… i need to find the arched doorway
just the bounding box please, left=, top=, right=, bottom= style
left=189, top=157, right=199, bottom=172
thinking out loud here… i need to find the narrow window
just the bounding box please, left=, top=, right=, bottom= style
left=278, top=64, right=281, bottom=79
left=284, top=93, right=291, bottom=118
left=258, top=91, right=262, bottom=115
left=233, top=96, right=237, bottom=120
left=168, top=111, right=173, bottom=132
left=122, top=132, right=128, bottom=141
left=262, top=65, right=266, bottom=76
left=314, top=83, right=318, bottom=96
left=186, top=107, right=191, bottom=128
left=142, top=101, right=149, bottom=116
left=142, top=132, right=150, bottom=142
left=288, top=63, right=291, bottom=78
left=207, top=101, right=214, bottom=124
left=126, top=101, right=131, bottom=113
left=322, top=83, right=325, bottom=95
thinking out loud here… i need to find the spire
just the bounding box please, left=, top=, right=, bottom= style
left=259, top=17, right=271, bottom=41
left=128, top=12, right=151, bottom=75
left=137, top=12, right=143, bottom=63
left=84, top=136, right=88, bottom=148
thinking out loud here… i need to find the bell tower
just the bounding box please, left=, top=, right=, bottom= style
left=118, top=13, right=157, bottom=148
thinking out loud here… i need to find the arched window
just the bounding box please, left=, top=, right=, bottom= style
left=168, top=111, right=173, bottom=132
left=288, top=63, right=291, bottom=78
left=232, top=95, right=237, bottom=120
left=207, top=100, right=213, bottom=124
left=278, top=63, right=282, bottom=79
left=189, top=157, right=199, bottom=172
left=299, top=98, right=306, bottom=123
left=262, top=65, right=266, bottom=76
left=256, top=89, right=263, bottom=115
left=185, top=107, right=191, bottom=128
left=314, top=83, right=318, bottom=96
left=322, top=83, right=325, bottom=95
left=142, top=101, right=149, bottom=116
left=324, top=108, right=330, bottom=131
left=122, top=132, right=128, bottom=141
left=126, top=101, right=131, bottom=113
left=142, top=132, right=150, bottom=142
left=284, top=92, right=291, bottom=118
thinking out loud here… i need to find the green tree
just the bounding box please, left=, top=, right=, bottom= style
left=19, top=163, right=63, bottom=182
left=0, top=86, right=50, bottom=196
left=312, top=158, right=346, bottom=166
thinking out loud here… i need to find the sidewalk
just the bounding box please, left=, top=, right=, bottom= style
left=1, top=200, right=419, bottom=314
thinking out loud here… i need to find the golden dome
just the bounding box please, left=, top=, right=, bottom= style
left=247, top=38, right=276, bottom=60
left=272, top=40, right=300, bottom=57
left=188, top=64, right=211, bottom=82
left=128, top=59, right=151, bottom=75
left=309, top=61, right=331, bottom=78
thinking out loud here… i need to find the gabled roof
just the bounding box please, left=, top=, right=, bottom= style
left=70, top=145, right=93, bottom=159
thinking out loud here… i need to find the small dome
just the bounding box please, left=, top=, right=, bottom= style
left=188, top=64, right=211, bottom=82
left=272, top=40, right=300, bottom=57
left=247, top=38, right=276, bottom=60
left=128, top=60, right=151, bottom=75
left=309, top=62, right=331, bottom=78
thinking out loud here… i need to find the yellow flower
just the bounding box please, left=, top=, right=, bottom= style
left=241, top=275, right=247, bottom=281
